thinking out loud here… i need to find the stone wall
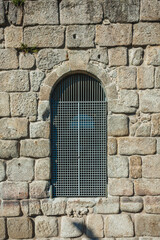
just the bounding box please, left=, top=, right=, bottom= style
left=0, top=0, right=160, bottom=239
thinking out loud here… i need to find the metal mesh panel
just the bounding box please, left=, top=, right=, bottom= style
left=51, top=74, right=107, bottom=197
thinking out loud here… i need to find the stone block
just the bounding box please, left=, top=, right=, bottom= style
left=118, top=67, right=137, bottom=89
left=7, top=217, right=33, bottom=239
left=30, top=70, right=45, bottom=91
left=30, top=181, right=49, bottom=199
left=39, top=85, right=52, bottom=101
left=120, top=90, right=139, bottom=108
left=41, top=199, right=66, bottom=216
left=0, top=200, right=20, bottom=216
left=140, top=90, right=160, bottom=113
left=7, top=2, right=23, bottom=25
left=1, top=182, right=28, bottom=200
left=35, top=158, right=50, bottom=180
left=135, top=179, right=160, bottom=195
left=7, top=158, right=34, bottom=181
left=0, top=93, right=10, bottom=117
left=96, top=24, right=132, bottom=47
left=10, top=93, right=37, bottom=117
left=108, top=156, right=129, bottom=178
left=146, top=46, right=160, bottom=66
left=67, top=25, right=95, bottom=48
left=20, top=139, right=50, bottom=158
left=5, top=26, right=23, bottom=48
left=0, top=28, right=3, bottom=41
left=0, top=140, right=18, bottom=159
left=0, top=218, right=6, bottom=239
left=0, top=70, right=29, bottom=92
left=30, top=122, right=50, bottom=139
left=61, top=216, right=83, bottom=238
left=144, top=196, right=160, bottom=214
left=24, top=0, right=58, bottom=25
left=135, top=215, right=160, bottom=236
left=0, top=49, right=18, bottom=69
left=21, top=199, right=41, bottom=216
left=0, top=0, right=5, bottom=26
left=37, top=49, right=67, bottom=70
left=129, top=156, right=142, bottom=178
left=0, top=161, right=5, bottom=181
left=118, top=138, right=156, bottom=155
left=108, top=137, right=117, bottom=155
left=109, top=178, right=133, bottom=196
left=68, top=50, right=89, bottom=71
left=95, top=197, right=119, bottom=214
left=108, top=47, right=127, bottom=66
left=104, top=0, right=139, bottom=22
left=155, top=67, right=160, bottom=88
left=129, top=48, right=144, bottom=66
left=90, top=47, right=108, bottom=64
left=121, top=197, right=143, bottom=213
left=133, top=23, right=160, bottom=45
left=38, top=101, right=50, bottom=121
left=35, top=216, right=58, bottom=238
left=0, top=118, right=28, bottom=140
left=136, top=122, right=151, bottom=137
left=24, top=26, right=65, bottom=48
left=142, top=155, right=160, bottom=178
left=19, top=53, right=35, bottom=69
left=105, top=215, right=134, bottom=237
left=60, top=0, right=103, bottom=24
left=140, top=0, right=160, bottom=21
left=108, top=115, right=128, bottom=136
left=108, top=99, right=137, bottom=114
left=157, top=138, right=160, bottom=154
left=86, top=214, right=103, bottom=238
left=137, top=66, right=154, bottom=89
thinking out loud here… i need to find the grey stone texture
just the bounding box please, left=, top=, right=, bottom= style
left=0, top=200, right=20, bottom=217
left=140, top=0, right=160, bottom=21
left=135, top=179, right=160, bottom=195
left=30, top=181, right=49, bottom=199
left=137, top=66, right=154, bottom=89
left=5, top=26, right=23, bottom=48
left=30, top=122, right=50, bottom=139
left=129, top=156, right=142, bottom=178
left=95, top=197, right=119, bottom=214
left=0, top=161, right=5, bottom=182
left=30, top=70, right=45, bottom=91
left=108, top=47, right=127, bottom=66
left=7, top=2, right=23, bottom=25
left=61, top=216, right=83, bottom=238
left=90, top=47, right=108, bottom=64
left=0, top=140, right=18, bottom=159
left=129, top=48, right=144, bottom=66
left=151, top=114, right=160, bottom=136
left=41, top=199, right=66, bottom=216
left=118, top=67, right=137, bottom=89
left=35, top=216, right=58, bottom=238
left=108, top=156, right=129, bottom=178
left=146, top=46, right=160, bottom=66
left=108, top=115, right=128, bottom=136
left=35, top=158, right=50, bottom=180
left=144, top=196, right=160, bottom=214
left=109, top=178, right=133, bottom=196
left=108, top=137, right=117, bottom=155
left=135, top=215, right=160, bottom=236
left=140, top=90, right=160, bottom=113
left=21, top=199, right=41, bottom=216
left=155, top=67, right=160, bottom=88
left=0, top=93, right=10, bottom=117
left=0, top=0, right=5, bottom=26
left=121, top=197, right=143, bottom=213
left=0, top=49, right=18, bottom=69
left=19, top=53, right=35, bottom=70
left=86, top=214, right=103, bottom=238
left=142, top=155, right=160, bottom=178
left=1, top=182, right=28, bottom=200
left=0, top=218, right=6, bottom=239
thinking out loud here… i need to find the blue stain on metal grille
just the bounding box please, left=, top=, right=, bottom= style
left=71, top=115, right=94, bottom=129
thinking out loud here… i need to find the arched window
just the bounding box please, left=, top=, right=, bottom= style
left=50, top=73, right=107, bottom=197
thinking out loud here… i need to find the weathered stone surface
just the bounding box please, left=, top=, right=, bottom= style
left=0, top=118, right=28, bottom=140
left=1, top=182, right=28, bottom=200
left=24, top=0, right=58, bottom=25
left=129, top=48, right=144, bottom=66
left=0, top=28, right=3, bottom=41
left=108, top=156, right=128, bottom=178
left=7, top=2, right=23, bottom=25
left=21, top=199, right=41, bottom=216
left=0, top=49, right=18, bottom=69
left=144, top=196, right=160, bottom=214
left=0, top=93, right=10, bottom=117
left=96, top=24, right=132, bottom=47
left=38, top=101, right=50, bottom=121
left=0, top=161, right=5, bottom=182
left=136, top=122, right=151, bottom=137
left=120, top=90, right=139, bottom=108
left=155, top=67, right=160, bottom=88
left=7, top=217, right=33, bottom=239
left=5, top=26, right=23, bottom=48
left=60, top=0, right=103, bottom=24
left=0, top=70, right=29, bottom=92
left=19, top=53, right=35, bottom=70
left=21, top=139, right=50, bottom=158
left=7, top=158, right=34, bottom=181
left=121, top=197, right=143, bottom=213
left=137, top=66, right=154, bottom=89
left=30, top=181, right=49, bottom=199
left=24, top=26, right=65, bottom=48
left=95, top=197, right=119, bottom=214
left=86, top=214, right=103, bottom=238
left=109, top=99, right=137, bottom=114
left=108, top=137, right=117, bottom=155
left=11, top=93, right=37, bottom=117
left=30, top=70, right=45, bottom=91
left=30, top=122, right=49, bottom=139
left=140, top=0, right=160, bottom=21
left=108, top=115, right=128, bottom=136
left=0, top=140, right=18, bottom=159
left=35, top=158, right=50, bottom=180
left=69, top=50, right=90, bottom=70
left=61, top=216, right=83, bottom=238
left=0, top=218, right=6, bottom=239
left=130, top=156, right=142, bottom=178
left=41, top=199, right=66, bottom=216
left=35, top=216, right=58, bottom=238
left=67, top=25, right=95, bottom=48
left=157, top=138, right=160, bottom=154
left=105, top=215, right=134, bottom=237
left=142, top=155, right=160, bottom=178
left=37, top=49, right=67, bottom=70
left=0, top=200, right=20, bottom=216
left=104, top=0, right=139, bottom=22
left=39, top=85, right=52, bottom=101
left=135, top=215, right=160, bottom=236
left=0, top=0, right=5, bottom=26
left=118, top=138, right=156, bottom=155
left=90, top=47, right=108, bottom=64
left=118, top=67, right=137, bottom=89
left=135, top=179, right=160, bottom=195
left=146, top=46, right=160, bottom=66
left=133, top=23, right=160, bottom=45
left=140, top=90, right=160, bottom=113
left=109, top=178, right=133, bottom=196
left=108, top=47, right=127, bottom=66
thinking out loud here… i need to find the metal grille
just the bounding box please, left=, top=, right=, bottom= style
left=51, top=74, right=107, bottom=197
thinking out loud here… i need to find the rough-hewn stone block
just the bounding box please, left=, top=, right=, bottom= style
left=108, top=47, right=127, bottom=66
left=95, top=197, right=119, bottom=214
left=21, top=199, right=41, bottom=216
left=96, top=24, right=132, bottom=47
left=0, top=218, right=6, bottom=239
left=24, top=26, right=65, bottom=48
left=130, top=156, right=142, bottom=178
left=151, top=114, right=160, bottom=136
left=5, top=26, right=23, bottom=48
left=155, top=67, right=160, bottom=88
left=118, top=67, right=137, bottom=89
left=121, top=197, right=143, bottom=213
left=109, top=178, right=133, bottom=196
left=133, top=23, right=160, bottom=45
left=35, top=158, right=50, bottom=180
left=146, top=46, right=160, bottom=66
left=108, top=137, right=117, bottom=155
left=38, top=101, right=50, bottom=121
left=140, top=0, right=160, bottom=21
left=90, top=47, right=108, bottom=64
left=19, top=53, right=35, bottom=70
left=7, top=217, right=33, bottom=239
left=135, top=215, right=160, bottom=236
left=0, top=140, right=18, bottom=159
left=105, top=215, right=134, bottom=237
left=120, top=90, right=139, bottom=108
left=0, top=93, right=10, bottom=117
left=1, top=182, right=28, bottom=200
left=41, top=199, right=66, bottom=216
left=30, top=122, right=50, bottom=139
left=61, top=216, right=83, bottom=238
left=129, top=48, right=144, bottom=66
left=39, top=85, right=52, bottom=101
left=30, top=70, right=45, bottom=92
left=108, top=156, right=128, bottom=178
left=0, top=161, right=5, bottom=182
left=7, top=2, right=23, bottom=25
left=0, top=28, right=3, bottom=41
left=10, top=93, right=37, bottom=117
left=0, top=49, right=18, bottom=69
left=108, top=115, right=128, bottom=136
left=0, top=0, right=5, bottom=26
left=142, top=155, right=160, bottom=178
left=69, top=50, right=90, bottom=70
left=135, top=179, right=160, bottom=195
left=60, top=0, right=103, bottom=24
left=67, top=25, right=95, bottom=48
left=35, top=216, right=58, bottom=238
left=140, top=90, right=160, bottom=113
left=24, top=0, right=58, bottom=25
left=118, top=138, right=156, bottom=155
left=86, top=214, right=103, bottom=238
left=144, top=196, right=160, bottom=214
left=137, top=66, right=154, bottom=89
left=108, top=99, right=137, bottom=114
left=0, top=200, right=20, bottom=216
left=30, top=181, right=49, bottom=199
left=0, top=70, right=29, bottom=92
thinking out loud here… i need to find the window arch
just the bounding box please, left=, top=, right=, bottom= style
left=50, top=73, right=107, bottom=197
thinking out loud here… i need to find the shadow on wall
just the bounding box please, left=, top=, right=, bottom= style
left=72, top=221, right=101, bottom=239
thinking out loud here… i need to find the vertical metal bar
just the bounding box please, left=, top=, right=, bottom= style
left=78, top=101, right=80, bottom=196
